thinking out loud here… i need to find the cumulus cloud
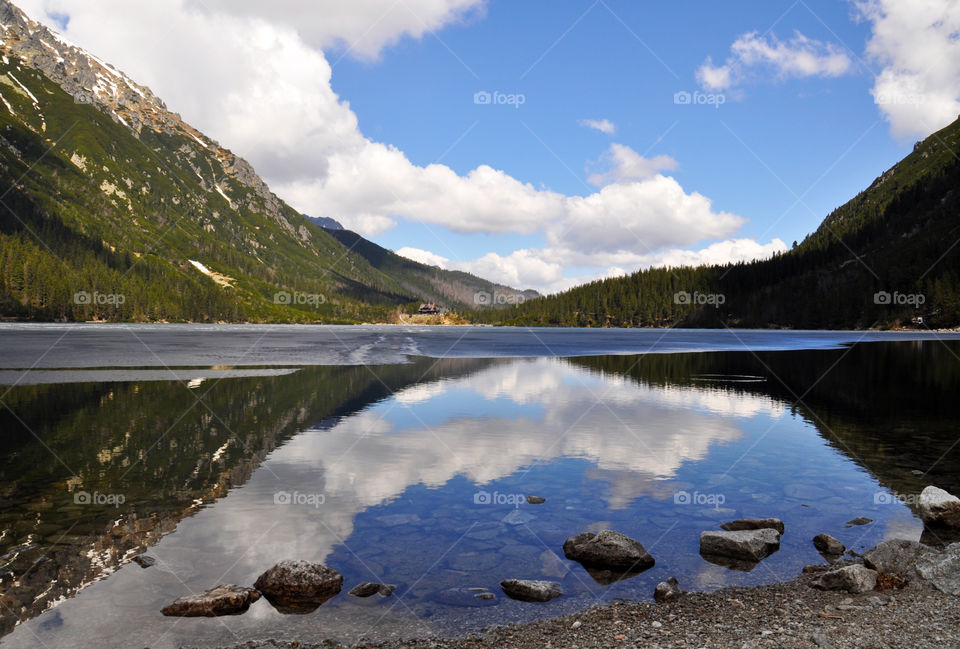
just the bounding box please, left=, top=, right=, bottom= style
left=579, top=118, right=616, bottom=134
left=697, top=31, right=853, bottom=91
left=17, top=0, right=778, bottom=290
left=858, top=0, right=960, bottom=138
left=587, top=143, right=678, bottom=186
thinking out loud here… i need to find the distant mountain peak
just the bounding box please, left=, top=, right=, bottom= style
left=304, top=215, right=344, bottom=230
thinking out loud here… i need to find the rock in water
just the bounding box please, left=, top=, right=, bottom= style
left=813, top=533, right=846, bottom=556
left=132, top=555, right=156, bottom=568
left=700, top=528, right=781, bottom=563
left=161, top=585, right=260, bottom=617
left=653, top=577, right=682, bottom=603
left=562, top=530, right=655, bottom=571
left=526, top=496, right=546, bottom=505
left=499, top=579, right=562, bottom=602
left=253, top=560, right=343, bottom=613
left=910, top=542, right=960, bottom=595
left=918, top=486, right=960, bottom=528
left=811, top=565, right=878, bottom=593
left=720, top=518, right=785, bottom=535
left=863, top=539, right=937, bottom=575
left=845, top=517, right=873, bottom=526
left=349, top=582, right=396, bottom=597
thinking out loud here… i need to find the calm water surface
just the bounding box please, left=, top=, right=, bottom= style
left=0, top=326, right=958, bottom=648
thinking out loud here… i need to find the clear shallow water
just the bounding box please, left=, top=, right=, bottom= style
left=0, top=329, right=958, bottom=648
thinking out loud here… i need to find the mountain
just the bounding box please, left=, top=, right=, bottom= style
left=0, top=0, right=528, bottom=322
left=480, top=116, right=960, bottom=329
left=304, top=214, right=343, bottom=230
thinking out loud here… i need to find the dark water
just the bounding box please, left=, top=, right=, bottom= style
left=0, top=328, right=959, bottom=648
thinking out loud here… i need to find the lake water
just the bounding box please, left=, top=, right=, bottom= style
left=0, top=325, right=958, bottom=648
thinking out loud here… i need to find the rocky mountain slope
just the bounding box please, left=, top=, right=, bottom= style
left=0, top=0, right=529, bottom=322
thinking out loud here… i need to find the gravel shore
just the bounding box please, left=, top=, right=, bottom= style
left=214, top=567, right=960, bottom=649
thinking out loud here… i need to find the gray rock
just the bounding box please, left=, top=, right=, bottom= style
left=500, top=579, right=562, bottom=602
left=863, top=539, right=937, bottom=575
left=161, top=584, right=260, bottom=617
left=911, top=542, right=960, bottom=595
left=562, top=530, right=655, bottom=571
left=348, top=582, right=396, bottom=597
left=811, top=564, right=878, bottom=593
left=845, top=517, right=873, bottom=526
left=653, top=576, right=682, bottom=603
left=699, top=528, right=781, bottom=563
left=253, top=560, right=343, bottom=612
left=918, top=486, right=960, bottom=528
left=720, top=518, right=785, bottom=535
left=813, top=533, right=845, bottom=556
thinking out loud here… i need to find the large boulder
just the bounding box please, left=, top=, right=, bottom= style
left=653, top=577, right=682, bottom=603
left=918, top=486, right=960, bottom=529
left=562, top=530, right=655, bottom=571
left=700, top=528, right=781, bottom=564
left=813, top=533, right=845, bottom=556
left=811, top=564, right=878, bottom=593
left=161, top=584, right=260, bottom=617
left=499, top=579, right=562, bottom=602
left=720, top=518, right=785, bottom=535
left=863, top=539, right=937, bottom=576
left=910, top=542, right=960, bottom=595
left=253, top=560, right=343, bottom=613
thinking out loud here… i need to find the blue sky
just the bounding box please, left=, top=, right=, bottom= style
left=20, top=0, right=960, bottom=293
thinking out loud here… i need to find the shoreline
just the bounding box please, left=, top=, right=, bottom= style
left=215, top=566, right=959, bottom=649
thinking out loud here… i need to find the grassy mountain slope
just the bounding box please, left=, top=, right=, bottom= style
left=480, top=117, right=960, bottom=329
left=0, top=0, right=527, bottom=322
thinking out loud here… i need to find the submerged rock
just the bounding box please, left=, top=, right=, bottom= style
left=720, top=518, right=785, bottom=535
left=845, top=517, right=873, bottom=527
left=499, top=579, right=562, bottom=602
left=562, top=530, right=655, bottom=571
left=348, top=582, right=396, bottom=597
left=918, top=486, right=960, bottom=529
left=811, top=565, right=878, bottom=593
left=432, top=586, right=498, bottom=607
left=654, top=577, right=682, bottom=603
left=132, top=555, right=155, bottom=568
left=526, top=496, right=546, bottom=505
left=161, top=584, right=260, bottom=617
left=253, top=560, right=342, bottom=613
left=813, top=533, right=846, bottom=556
left=700, top=528, right=781, bottom=564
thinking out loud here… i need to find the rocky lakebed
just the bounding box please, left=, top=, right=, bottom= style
left=165, top=485, right=960, bottom=648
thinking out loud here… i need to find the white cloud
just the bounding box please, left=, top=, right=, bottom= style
left=697, top=31, right=853, bottom=91
left=579, top=118, right=616, bottom=134
left=858, top=0, right=960, bottom=138
left=587, top=143, right=678, bottom=186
